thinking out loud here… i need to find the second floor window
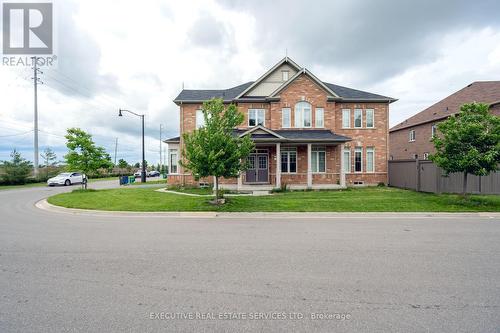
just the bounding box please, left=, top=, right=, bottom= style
left=315, top=108, right=324, bottom=128
left=366, top=109, right=374, bottom=128
left=431, top=124, right=437, bottom=138
left=195, top=109, right=204, bottom=128
left=282, top=108, right=291, bottom=128
left=409, top=130, right=416, bottom=142
left=354, top=109, right=362, bottom=128
left=294, top=101, right=312, bottom=128
left=342, top=109, right=350, bottom=128
left=248, top=109, right=265, bottom=127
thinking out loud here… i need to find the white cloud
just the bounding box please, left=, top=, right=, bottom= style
left=1, top=0, right=500, bottom=165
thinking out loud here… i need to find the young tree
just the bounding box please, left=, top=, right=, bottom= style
left=64, top=128, right=114, bottom=189
left=40, top=147, right=57, bottom=178
left=181, top=98, right=254, bottom=202
left=117, top=158, right=129, bottom=169
left=430, top=102, right=500, bottom=197
left=1, top=150, right=33, bottom=185
left=134, top=162, right=140, bottom=168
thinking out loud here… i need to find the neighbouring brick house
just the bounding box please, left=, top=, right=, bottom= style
left=389, top=81, right=500, bottom=160
left=165, top=57, right=396, bottom=190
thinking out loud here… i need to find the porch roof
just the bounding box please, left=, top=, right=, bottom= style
left=234, top=127, right=351, bottom=143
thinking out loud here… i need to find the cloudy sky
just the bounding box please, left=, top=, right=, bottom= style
left=1, top=0, right=500, bottom=165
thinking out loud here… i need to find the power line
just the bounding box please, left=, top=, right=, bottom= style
left=0, top=130, right=33, bottom=138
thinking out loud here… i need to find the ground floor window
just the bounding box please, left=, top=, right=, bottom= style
left=354, top=147, right=362, bottom=172
left=366, top=147, right=374, bottom=172
left=343, top=148, right=351, bottom=173
left=311, top=146, right=326, bottom=173
left=281, top=147, right=297, bottom=173
left=423, top=152, right=429, bottom=160
left=169, top=149, right=178, bottom=174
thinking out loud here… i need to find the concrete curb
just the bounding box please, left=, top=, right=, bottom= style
left=35, top=199, right=500, bottom=219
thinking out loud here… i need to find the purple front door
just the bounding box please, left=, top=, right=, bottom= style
left=246, top=153, right=268, bottom=183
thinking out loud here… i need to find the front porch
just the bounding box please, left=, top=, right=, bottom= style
left=219, top=142, right=347, bottom=191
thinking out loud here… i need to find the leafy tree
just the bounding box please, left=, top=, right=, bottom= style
left=117, top=158, right=129, bottom=169
left=64, top=128, right=113, bottom=188
left=181, top=98, right=254, bottom=202
left=430, top=102, right=500, bottom=197
left=40, top=147, right=57, bottom=178
left=1, top=149, right=33, bottom=185
left=134, top=162, right=140, bottom=168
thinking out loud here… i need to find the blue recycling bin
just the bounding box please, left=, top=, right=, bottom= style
left=119, top=176, right=129, bottom=185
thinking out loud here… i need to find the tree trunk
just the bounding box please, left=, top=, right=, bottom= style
left=462, top=172, right=468, bottom=198
left=215, top=176, right=219, bottom=200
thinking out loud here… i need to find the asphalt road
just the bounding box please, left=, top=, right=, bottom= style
left=0, top=181, right=499, bottom=333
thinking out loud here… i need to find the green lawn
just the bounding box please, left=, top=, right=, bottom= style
left=47, top=187, right=500, bottom=212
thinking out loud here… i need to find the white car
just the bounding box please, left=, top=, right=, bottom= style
left=134, top=170, right=143, bottom=177
left=47, top=172, right=87, bottom=186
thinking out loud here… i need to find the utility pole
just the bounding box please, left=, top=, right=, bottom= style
left=114, top=137, right=118, bottom=165
left=32, top=57, right=42, bottom=177
left=159, top=124, right=163, bottom=171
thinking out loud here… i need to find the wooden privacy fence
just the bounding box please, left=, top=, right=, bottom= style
left=388, top=160, right=500, bottom=194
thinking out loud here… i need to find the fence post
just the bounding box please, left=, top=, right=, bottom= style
left=416, top=159, right=420, bottom=192
left=435, top=165, right=441, bottom=194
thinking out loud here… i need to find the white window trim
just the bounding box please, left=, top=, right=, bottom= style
left=169, top=149, right=179, bottom=175
left=294, top=102, right=312, bottom=128
left=342, top=109, right=351, bottom=128
left=311, top=146, right=326, bottom=173
left=409, top=130, right=416, bottom=142
left=281, top=147, right=297, bottom=174
left=195, top=109, right=204, bottom=129
left=431, top=125, right=436, bottom=138
left=315, top=108, right=324, bottom=128
left=282, top=70, right=289, bottom=81
left=354, top=147, right=363, bottom=173
left=354, top=109, right=363, bottom=128
left=366, top=109, right=375, bottom=128
left=282, top=108, right=291, bottom=128
left=366, top=147, right=375, bottom=173
left=343, top=148, right=351, bottom=173
left=423, top=152, right=429, bottom=160
left=248, top=109, right=265, bottom=127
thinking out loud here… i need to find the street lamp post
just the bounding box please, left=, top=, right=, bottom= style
left=118, top=109, right=146, bottom=183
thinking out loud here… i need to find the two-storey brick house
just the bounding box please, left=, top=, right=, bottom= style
left=165, top=57, right=396, bottom=189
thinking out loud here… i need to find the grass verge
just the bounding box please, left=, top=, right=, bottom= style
left=47, top=187, right=500, bottom=212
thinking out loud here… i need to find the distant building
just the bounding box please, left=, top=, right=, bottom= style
left=389, top=81, right=500, bottom=160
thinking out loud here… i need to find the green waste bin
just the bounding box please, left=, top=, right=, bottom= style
left=129, top=176, right=135, bottom=184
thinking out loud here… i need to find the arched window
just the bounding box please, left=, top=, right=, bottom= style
left=294, top=101, right=312, bottom=128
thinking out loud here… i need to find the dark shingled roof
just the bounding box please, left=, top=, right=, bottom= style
left=233, top=128, right=351, bottom=142
left=164, top=129, right=351, bottom=144
left=164, top=136, right=180, bottom=143
left=174, top=81, right=394, bottom=102
left=174, top=82, right=253, bottom=102
left=390, top=81, right=500, bottom=132
left=323, top=82, right=393, bottom=100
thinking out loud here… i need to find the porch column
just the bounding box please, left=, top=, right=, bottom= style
left=237, top=171, right=242, bottom=191
left=276, top=143, right=281, bottom=189
left=307, top=143, right=312, bottom=188
left=340, top=144, right=346, bottom=187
